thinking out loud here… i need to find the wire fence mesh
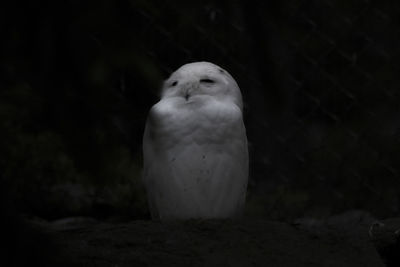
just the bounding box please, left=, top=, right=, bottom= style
left=127, top=0, right=400, bottom=219
left=1, top=0, right=399, bottom=220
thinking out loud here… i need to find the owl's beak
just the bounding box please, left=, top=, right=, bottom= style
left=184, top=88, right=192, bottom=101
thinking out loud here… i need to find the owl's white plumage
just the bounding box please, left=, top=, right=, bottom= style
left=143, top=62, right=248, bottom=220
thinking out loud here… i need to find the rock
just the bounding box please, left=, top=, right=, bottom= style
left=31, top=218, right=385, bottom=267
left=369, top=218, right=400, bottom=267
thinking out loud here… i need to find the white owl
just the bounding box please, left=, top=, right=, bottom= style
left=143, top=62, right=248, bottom=220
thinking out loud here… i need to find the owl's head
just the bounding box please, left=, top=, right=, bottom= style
left=161, top=62, right=243, bottom=110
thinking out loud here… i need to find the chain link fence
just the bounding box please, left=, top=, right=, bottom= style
left=1, top=0, right=399, bottom=220
left=127, top=0, right=400, bottom=219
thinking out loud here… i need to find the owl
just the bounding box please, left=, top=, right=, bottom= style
left=143, top=62, right=248, bottom=220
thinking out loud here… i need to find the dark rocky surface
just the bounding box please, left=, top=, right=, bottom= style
left=369, top=218, right=400, bottom=267
left=15, top=216, right=387, bottom=267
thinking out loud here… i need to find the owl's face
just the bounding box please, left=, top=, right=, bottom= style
left=161, top=62, right=243, bottom=110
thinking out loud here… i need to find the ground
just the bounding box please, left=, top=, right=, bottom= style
left=5, top=215, right=391, bottom=267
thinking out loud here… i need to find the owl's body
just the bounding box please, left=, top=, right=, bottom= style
left=143, top=62, right=248, bottom=220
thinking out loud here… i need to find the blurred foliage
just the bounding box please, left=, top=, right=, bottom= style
left=0, top=77, right=147, bottom=219
left=0, top=0, right=399, bottom=220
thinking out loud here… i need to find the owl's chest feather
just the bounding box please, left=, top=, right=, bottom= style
left=148, top=97, right=244, bottom=148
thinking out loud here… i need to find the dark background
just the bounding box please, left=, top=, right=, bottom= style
left=1, top=0, right=399, bottom=222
